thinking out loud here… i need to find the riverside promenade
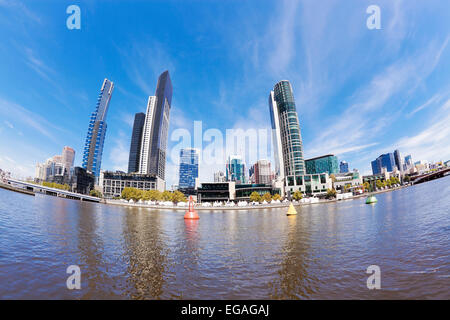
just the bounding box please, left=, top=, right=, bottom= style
left=104, top=185, right=407, bottom=211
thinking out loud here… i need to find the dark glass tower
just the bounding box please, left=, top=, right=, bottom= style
left=82, top=78, right=114, bottom=177
left=371, top=153, right=396, bottom=174
left=178, top=148, right=199, bottom=189
left=272, top=80, right=305, bottom=178
left=147, top=70, right=172, bottom=180
left=127, top=112, right=146, bottom=173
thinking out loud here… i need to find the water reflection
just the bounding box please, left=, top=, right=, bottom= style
left=121, top=209, right=168, bottom=299
left=0, top=176, right=449, bottom=299
left=76, top=203, right=108, bottom=299
left=269, top=209, right=317, bottom=299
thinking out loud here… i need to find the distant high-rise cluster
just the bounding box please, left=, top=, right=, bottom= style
left=82, top=78, right=114, bottom=177
left=249, top=160, right=272, bottom=184
left=35, top=146, right=75, bottom=184
left=371, top=149, right=409, bottom=175
left=226, top=155, right=246, bottom=184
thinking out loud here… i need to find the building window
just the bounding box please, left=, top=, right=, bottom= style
left=287, top=176, right=294, bottom=186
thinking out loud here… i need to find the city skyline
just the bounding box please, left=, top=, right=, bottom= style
left=0, top=1, right=449, bottom=189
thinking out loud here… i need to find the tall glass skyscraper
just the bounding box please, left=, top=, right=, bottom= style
left=178, top=148, right=199, bottom=189
left=139, top=71, right=172, bottom=181
left=394, top=149, right=403, bottom=172
left=82, top=78, right=114, bottom=177
left=269, top=80, right=305, bottom=186
left=128, top=112, right=146, bottom=173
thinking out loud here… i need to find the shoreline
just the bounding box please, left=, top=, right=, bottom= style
left=104, top=185, right=408, bottom=211
left=0, top=182, right=35, bottom=196
left=0, top=180, right=411, bottom=210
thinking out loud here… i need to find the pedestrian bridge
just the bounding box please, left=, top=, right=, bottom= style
left=410, top=167, right=450, bottom=185
left=6, top=178, right=101, bottom=202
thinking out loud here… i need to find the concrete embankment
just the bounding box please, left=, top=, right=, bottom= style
left=0, top=182, right=35, bottom=196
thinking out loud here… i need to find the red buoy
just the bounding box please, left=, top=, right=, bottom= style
left=184, top=196, right=199, bottom=219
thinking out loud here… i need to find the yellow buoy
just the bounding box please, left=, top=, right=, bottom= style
left=287, top=203, right=297, bottom=216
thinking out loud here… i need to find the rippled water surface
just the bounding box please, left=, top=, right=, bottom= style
left=0, top=176, right=449, bottom=299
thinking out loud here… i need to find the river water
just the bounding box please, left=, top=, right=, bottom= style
left=0, top=176, right=449, bottom=299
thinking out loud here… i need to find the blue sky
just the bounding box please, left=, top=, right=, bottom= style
left=0, top=0, right=449, bottom=187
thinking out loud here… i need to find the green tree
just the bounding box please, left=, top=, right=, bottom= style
left=121, top=187, right=143, bottom=201
left=386, top=179, right=392, bottom=188
left=391, top=177, right=400, bottom=185
left=272, top=193, right=282, bottom=201
left=147, top=190, right=162, bottom=201
left=262, top=192, right=272, bottom=202
left=292, top=190, right=303, bottom=201
left=326, top=188, right=337, bottom=199
left=90, top=189, right=102, bottom=198
left=162, top=190, right=173, bottom=202
left=172, top=191, right=187, bottom=203
left=375, top=180, right=383, bottom=189
left=249, top=191, right=261, bottom=203
left=363, top=181, right=370, bottom=191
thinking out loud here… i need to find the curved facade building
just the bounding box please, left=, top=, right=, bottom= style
left=272, top=80, right=305, bottom=179
left=82, top=78, right=114, bottom=177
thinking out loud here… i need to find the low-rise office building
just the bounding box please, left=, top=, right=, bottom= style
left=197, top=182, right=281, bottom=202
left=235, top=183, right=281, bottom=201
left=99, top=171, right=165, bottom=198
left=333, top=170, right=362, bottom=192
left=305, top=154, right=339, bottom=175
left=363, top=168, right=401, bottom=185
left=285, top=173, right=332, bottom=195
left=197, top=182, right=236, bottom=203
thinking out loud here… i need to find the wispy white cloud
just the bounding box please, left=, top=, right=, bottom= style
left=305, top=36, right=449, bottom=159
left=407, top=90, right=449, bottom=117
left=0, top=0, right=41, bottom=24
left=266, top=0, right=300, bottom=75
left=394, top=99, right=450, bottom=162
left=116, top=40, right=176, bottom=95
left=23, top=47, right=55, bottom=83
left=4, top=120, right=14, bottom=129
left=0, top=97, right=63, bottom=142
